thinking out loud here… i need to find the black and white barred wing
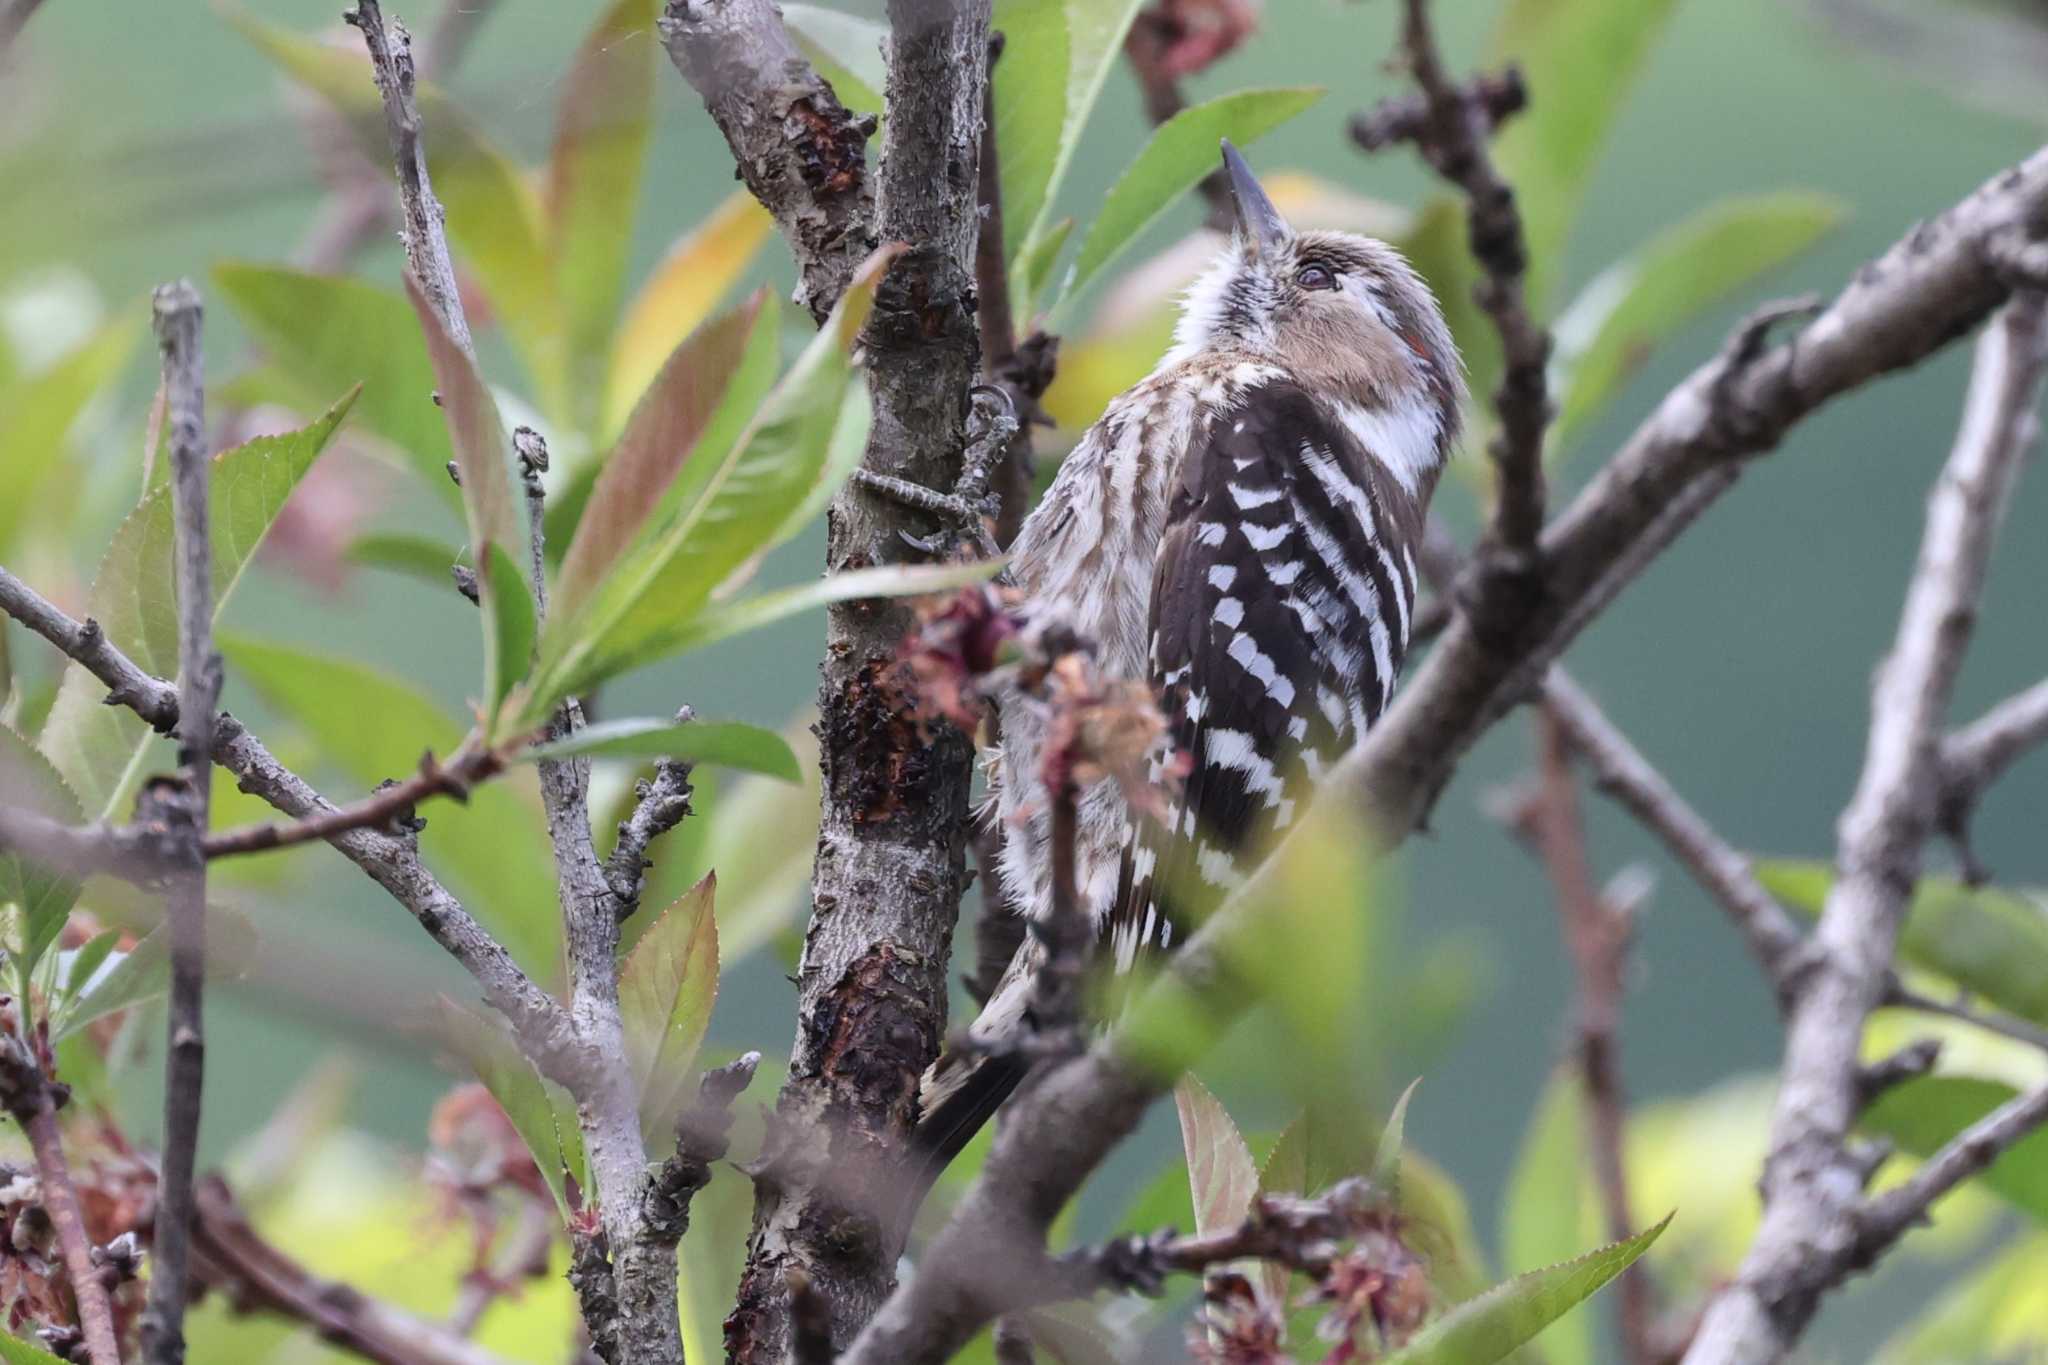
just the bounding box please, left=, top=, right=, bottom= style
left=1108, top=383, right=1416, bottom=969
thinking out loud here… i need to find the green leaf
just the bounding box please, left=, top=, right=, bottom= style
left=1862, top=1076, right=2048, bottom=1224
left=1500, top=1066, right=1599, bottom=1365
left=522, top=719, right=801, bottom=782
left=437, top=998, right=585, bottom=1224
left=214, top=264, right=457, bottom=509
left=693, top=719, right=820, bottom=966
left=0, top=1330, right=71, bottom=1364
left=780, top=5, right=887, bottom=116
left=346, top=531, right=465, bottom=587
left=554, top=292, right=774, bottom=628
left=37, top=390, right=359, bottom=820
left=606, top=194, right=775, bottom=441
left=619, top=558, right=1007, bottom=669
left=1875, top=1230, right=2048, bottom=1364
left=484, top=541, right=537, bottom=691
left=1380, top=1215, right=1671, bottom=1365
left=1026, top=0, right=1148, bottom=253
left=224, top=9, right=556, bottom=393
left=0, top=315, right=141, bottom=555
left=0, top=725, right=84, bottom=979
left=619, top=873, right=719, bottom=1144
left=1060, top=87, right=1324, bottom=307
left=530, top=251, right=896, bottom=708
left=1375, top=1077, right=1421, bottom=1192
left=1487, top=0, right=1682, bottom=305
left=1759, top=860, right=2048, bottom=1029
left=53, top=925, right=168, bottom=1041
left=1551, top=192, right=1846, bottom=452
left=550, top=0, right=656, bottom=438
left=993, top=0, right=1070, bottom=263
left=222, top=634, right=561, bottom=981
left=1175, top=1073, right=1258, bottom=1237
left=1013, top=216, right=1075, bottom=319
left=406, top=275, right=533, bottom=730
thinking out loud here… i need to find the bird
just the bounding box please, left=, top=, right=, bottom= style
left=912, top=140, right=1466, bottom=1178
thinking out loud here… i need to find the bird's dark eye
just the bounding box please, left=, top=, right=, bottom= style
left=1295, top=263, right=1336, bottom=291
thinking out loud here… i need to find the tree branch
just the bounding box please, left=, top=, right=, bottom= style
left=0, top=1038, right=124, bottom=1365
left=726, top=4, right=991, bottom=1358
left=1685, top=289, right=2048, bottom=1365
left=1541, top=670, right=1807, bottom=996
left=1343, top=146, right=2048, bottom=841
left=198, top=742, right=505, bottom=861
left=0, top=566, right=180, bottom=732
left=1855, top=1079, right=2048, bottom=1244
left=189, top=1176, right=514, bottom=1365
left=0, top=0, right=46, bottom=54
left=0, top=805, right=179, bottom=883
left=603, top=744, right=694, bottom=917
left=1935, top=675, right=2048, bottom=876
left=1504, top=705, right=1654, bottom=1364
left=345, top=0, right=471, bottom=354
left=658, top=0, right=880, bottom=324
left=138, top=279, right=218, bottom=1365
left=1885, top=979, right=2048, bottom=1056
left=1355, top=0, right=1549, bottom=578
left=0, top=564, right=584, bottom=1088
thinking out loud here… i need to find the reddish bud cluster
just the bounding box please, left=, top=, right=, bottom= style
left=0, top=1121, right=153, bottom=1357
left=899, top=584, right=1030, bottom=736
left=1148, top=0, right=1265, bottom=77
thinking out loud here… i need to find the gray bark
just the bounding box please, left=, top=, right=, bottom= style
left=726, top=3, right=992, bottom=1361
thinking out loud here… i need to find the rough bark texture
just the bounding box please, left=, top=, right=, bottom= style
left=727, top=3, right=992, bottom=1360
left=659, top=0, right=880, bottom=324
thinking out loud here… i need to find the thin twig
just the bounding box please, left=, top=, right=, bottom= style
left=1935, top=676, right=2048, bottom=877
left=1358, top=0, right=1549, bottom=576
left=1884, top=979, right=2048, bottom=1055
left=199, top=744, right=504, bottom=860
left=0, top=805, right=179, bottom=883
left=446, top=1203, right=554, bottom=1339
left=0, top=1038, right=124, bottom=1365
left=0, top=566, right=179, bottom=731
left=642, top=1052, right=760, bottom=1247
left=1057, top=1179, right=1385, bottom=1300
left=346, top=0, right=471, bottom=354
left=1541, top=670, right=1807, bottom=997
left=190, top=1176, right=513, bottom=1365
left=1513, top=705, right=1654, bottom=1364
left=0, top=573, right=586, bottom=1099
left=603, top=746, right=694, bottom=918
left=141, top=280, right=217, bottom=1365
left=294, top=0, right=500, bottom=271
left=1686, top=290, right=2048, bottom=1365
left=1857, top=1080, right=2048, bottom=1240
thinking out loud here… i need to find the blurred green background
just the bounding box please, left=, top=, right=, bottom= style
left=2, top=0, right=2045, bottom=1360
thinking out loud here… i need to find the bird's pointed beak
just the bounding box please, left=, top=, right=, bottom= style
left=1220, top=139, right=1291, bottom=260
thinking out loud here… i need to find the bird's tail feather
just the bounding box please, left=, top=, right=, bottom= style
left=901, top=935, right=1045, bottom=1215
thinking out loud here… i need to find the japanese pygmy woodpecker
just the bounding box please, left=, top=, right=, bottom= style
left=916, top=142, right=1466, bottom=1166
